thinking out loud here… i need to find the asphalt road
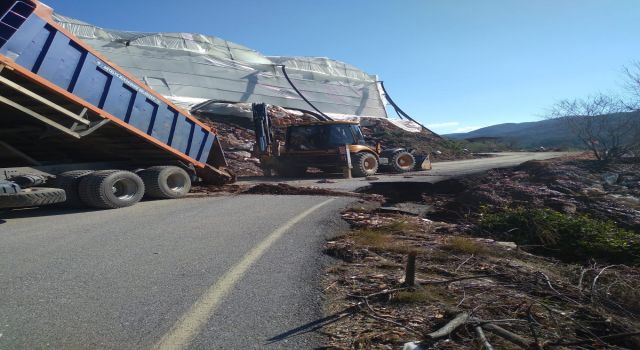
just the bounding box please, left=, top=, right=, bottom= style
left=0, top=195, right=352, bottom=350
left=0, top=152, right=567, bottom=349
left=239, top=152, right=569, bottom=191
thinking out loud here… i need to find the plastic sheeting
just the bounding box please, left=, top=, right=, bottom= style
left=328, top=113, right=424, bottom=133
left=52, top=14, right=388, bottom=118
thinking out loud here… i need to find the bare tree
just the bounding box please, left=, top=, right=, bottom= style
left=548, top=94, right=640, bottom=161
left=623, top=61, right=640, bottom=110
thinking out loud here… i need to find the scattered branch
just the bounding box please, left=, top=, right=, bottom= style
left=363, top=298, right=422, bottom=336
left=526, top=305, right=544, bottom=350
left=546, top=331, right=640, bottom=347
left=590, top=264, right=618, bottom=302
left=422, top=273, right=505, bottom=285
left=475, top=325, right=494, bottom=350
left=454, top=254, right=474, bottom=272
left=481, top=323, right=531, bottom=349
left=426, top=312, right=469, bottom=339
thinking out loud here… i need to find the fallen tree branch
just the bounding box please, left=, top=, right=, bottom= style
left=534, top=300, right=607, bottom=345
left=591, top=264, right=619, bottom=302
left=426, top=312, right=469, bottom=339
left=482, top=323, right=531, bottom=349
left=475, top=325, right=495, bottom=350
left=469, top=317, right=528, bottom=325
left=363, top=298, right=422, bottom=336
left=527, top=305, right=544, bottom=350
left=422, top=273, right=505, bottom=285
left=536, top=271, right=580, bottom=305
left=545, top=331, right=640, bottom=347
left=347, top=287, right=409, bottom=300
left=454, top=253, right=474, bottom=272
left=347, top=273, right=504, bottom=301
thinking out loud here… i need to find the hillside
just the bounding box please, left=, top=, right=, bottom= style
left=445, top=118, right=579, bottom=149
left=445, top=112, right=638, bottom=149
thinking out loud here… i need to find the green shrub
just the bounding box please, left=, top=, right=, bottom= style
left=479, top=207, right=640, bottom=264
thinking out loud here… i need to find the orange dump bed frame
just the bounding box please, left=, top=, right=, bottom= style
left=0, top=0, right=231, bottom=183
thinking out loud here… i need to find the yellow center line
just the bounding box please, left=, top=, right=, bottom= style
left=153, top=197, right=336, bottom=350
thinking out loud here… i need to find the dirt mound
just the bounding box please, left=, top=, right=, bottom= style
left=197, top=105, right=318, bottom=177
left=194, top=103, right=469, bottom=177
left=321, top=156, right=640, bottom=349
left=433, top=156, right=640, bottom=231
left=359, top=117, right=469, bottom=161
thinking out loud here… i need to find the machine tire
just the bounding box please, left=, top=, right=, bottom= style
left=53, top=170, right=94, bottom=207
left=79, top=170, right=145, bottom=209
left=0, top=187, right=66, bottom=209
left=138, top=166, right=191, bottom=199
left=351, top=152, right=379, bottom=177
left=389, top=150, right=416, bottom=173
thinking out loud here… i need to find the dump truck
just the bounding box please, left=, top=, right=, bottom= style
left=252, top=103, right=431, bottom=177
left=0, top=0, right=233, bottom=209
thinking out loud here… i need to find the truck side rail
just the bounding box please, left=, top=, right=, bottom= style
left=0, top=0, right=231, bottom=183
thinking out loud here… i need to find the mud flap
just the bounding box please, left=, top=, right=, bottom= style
left=206, top=137, right=228, bottom=168
left=197, top=165, right=236, bottom=185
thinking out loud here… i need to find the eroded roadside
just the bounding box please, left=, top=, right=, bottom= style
left=320, top=154, right=640, bottom=349
left=189, top=182, right=383, bottom=201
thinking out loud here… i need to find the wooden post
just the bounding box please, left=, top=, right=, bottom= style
left=405, top=251, right=416, bottom=286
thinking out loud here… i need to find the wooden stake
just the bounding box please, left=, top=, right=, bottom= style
left=405, top=251, right=417, bottom=286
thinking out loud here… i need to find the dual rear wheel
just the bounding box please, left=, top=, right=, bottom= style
left=56, top=166, right=191, bottom=209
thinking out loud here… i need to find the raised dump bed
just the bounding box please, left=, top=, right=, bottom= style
left=0, top=0, right=232, bottom=209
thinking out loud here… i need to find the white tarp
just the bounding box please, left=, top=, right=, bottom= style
left=53, top=14, right=387, bottom=118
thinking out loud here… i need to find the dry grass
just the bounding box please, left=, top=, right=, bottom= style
left=353, top=228, right=393, bottom=248
left=353, top=228, right=418, bottom=254
left=352, top=219, right=424, bottom=254
left=393, top=286, right=454, bottom=304
left=443, top=237, right=488, bottom=255
left=381, top=220, right=421, bottom=233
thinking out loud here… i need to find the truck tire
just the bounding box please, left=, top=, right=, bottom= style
left=0, top=187, right=66, bottom=209
left=389, top=150, right=415, bottom=173
left=0, top=180, right=21, bottom=195
left=79, top=170, right=145, bottom=209
left=138, top=166, right=191, bottom=199
left=351, top=152, right=379, bottom=177
left=53, top=170, right=94, bottom=207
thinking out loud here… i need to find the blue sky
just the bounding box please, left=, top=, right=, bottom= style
left=43, top=0, right=640, bottom=134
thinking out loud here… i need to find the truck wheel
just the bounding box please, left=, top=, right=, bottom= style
left=138, top=166, right=191, bottom=199
left=389, top=150, right=416, bottom=173
left=53, top=170, right=94, bottom=207
left=79, top=170, right=145, bottom=209
left=0, top=187, right=66, bottom=209
left=351, top=153, right=379, bottom=177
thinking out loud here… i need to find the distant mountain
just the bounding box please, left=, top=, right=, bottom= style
left=444, top=113, right=637, bottom=149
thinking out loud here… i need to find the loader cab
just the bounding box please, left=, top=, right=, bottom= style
left=285, top=122, right=366, bottom=152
